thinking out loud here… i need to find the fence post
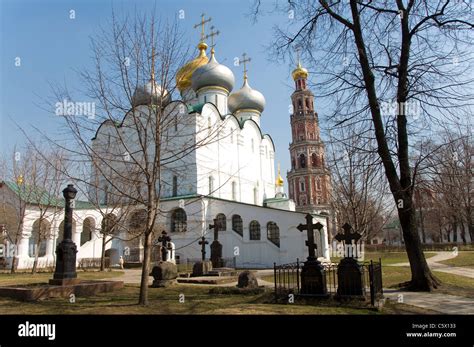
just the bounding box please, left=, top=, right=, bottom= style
left=273, top=262, right=277, bottom=297
left=296, top=258, right=300, bottom=294
left=369, top=259, right=375, bottom=306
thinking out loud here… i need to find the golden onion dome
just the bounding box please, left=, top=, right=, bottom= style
left=176, top=42, right=209, bottom=92
left=291, top=61, right=308, bottom=81
left=276, top=164, right=284, bottom=187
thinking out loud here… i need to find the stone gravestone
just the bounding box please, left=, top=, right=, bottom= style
left=237, top=270, right=258, bottom=289
left=335, top=223, right=364, bottom=297
left=209, top=219, right=223, bottom=268
left=192, top=236, right=213, bottom=277
left=297, top=214, right=327, bottom=296
left=150, top=231, right=177, bottom=287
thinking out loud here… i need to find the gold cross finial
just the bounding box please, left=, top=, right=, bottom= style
left=194, top=13, right=212, bottom=42
left=240, top=53, right=251, bottom=80
left=204, top=25, right=220, bottom=53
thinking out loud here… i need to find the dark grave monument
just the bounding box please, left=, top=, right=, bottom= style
left=0, top=184, right=123, bottom=301
left=150, top=231, right=178, bottom=287
left=50, top=184, right=79, bottom=285
left=192, top=236, right=212, bottom=277
left=335, top=223, right=364, bottom=297
left=297, top=213, right=327, bottom=296
left=209, top=219, right=223, bottom=268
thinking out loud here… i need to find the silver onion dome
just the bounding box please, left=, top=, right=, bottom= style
left=191, top=50, right=235, bottom=93
left=132, top=80, right=170, bottom=107
left=228, top=78, right=265, bottom=113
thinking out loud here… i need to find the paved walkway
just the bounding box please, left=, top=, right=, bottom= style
left=384, top=289, right=474, bottom=314
left=390, top=251, right=474, bottom=279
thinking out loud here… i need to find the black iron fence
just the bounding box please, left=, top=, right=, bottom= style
left=274, top=258, right=383, bottom=306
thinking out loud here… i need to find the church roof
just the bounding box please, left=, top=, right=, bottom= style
left=1, top=181, right=96, bottom=209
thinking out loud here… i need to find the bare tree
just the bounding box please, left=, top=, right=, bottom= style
left=35, top=10, right=229, bottom=305
left=253, top=0, right=474, bottom=290
left=328, top=126, right=392, bottom=241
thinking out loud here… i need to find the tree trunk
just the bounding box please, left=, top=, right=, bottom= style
left=419, top=205, right=426, bottom=244
left=31, top=237, right=41, bottom=274
left=138, top=230, right=153, bottom=305
left=397, top=197, right=440, bottom=290
left=446, top=229, right=451, bottom=243
left=452, top=218, right=458, bottom=243
left=460, top=223, right=467, bottom=245
left=100, top=233, right=107, bottom=271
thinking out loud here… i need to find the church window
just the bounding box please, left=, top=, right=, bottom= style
left=129, top=209, right=147, bottom=234
left=300, top=181, right=305, bottom=192
left=208, top=176, right=214, bottom=195
left=298, top=99, right=302, bottom=109
left=172, top=176, right=178, bottom=197
left=311, top=153, right=319, bottom=167
left=81, top=217, right=95, bottom=246
left=253, top=187, right=258, bottom=205
left=171, top=208, right=187, bottom=233
left=316, top=178, right=321, bottom=190
left=232, top=215, right=243, bottom=237
left=267, top=222, right=280, bottom=247
left=232, top=181, right=237, bottom=200
left=30, top=219, right=50, bottom=257
left=305, top=98, right=310, bottom=109
left=249, top=221, right=261, bottom=240
left=299, top=154, right=306, bottom=168
left=216, top=213, right=227, bottom=231
left=291, top=158, right=296, bottom=169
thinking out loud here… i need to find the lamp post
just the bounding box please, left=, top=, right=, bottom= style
left=50, top=184, right=79, bottom=285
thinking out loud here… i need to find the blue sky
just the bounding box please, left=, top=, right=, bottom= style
left=0, top=0, right=322, bottom=180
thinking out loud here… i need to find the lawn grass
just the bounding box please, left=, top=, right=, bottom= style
left=0, top=270, right=124, bottom=286
left=383, top=266, right=474, bottom=298
left=438, top=251, right=474, bottom=268
left=0, top=283, right=434, bottom=315
left=330, top=251, right=436, bottom=265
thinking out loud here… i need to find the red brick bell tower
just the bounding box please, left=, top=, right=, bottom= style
left=287, top=61, right=332, bottom=218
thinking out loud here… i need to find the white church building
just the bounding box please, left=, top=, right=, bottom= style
left=0, top=31, right=331, bottom=270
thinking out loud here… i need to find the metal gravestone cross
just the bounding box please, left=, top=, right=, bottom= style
left=198, top=236, right=209, bottom=261
left=158, top=230, right=171, bottom=261
left=209, top=218, right=223, bottom=268
left=334, top=223, right=364, bottom=297
left=335, top=223, right=361, bottom=258
left=209, top=218, right=219, bottom=241
left=297, top=213, right=324, bottom=261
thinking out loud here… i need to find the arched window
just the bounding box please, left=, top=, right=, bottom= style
left=232, top=214, right=243, bottom=237
left=102, top=214, right=117, bottom=236
left=291, top=158, right=296, bottom=169
left=311, top=153, right=319, bottom=167
left=249, top=221, right=261, bottom=240
left=128, top=209, right=147, bottom=235
left=30, top=219, right=50, bottom=257
left=216, top=213, right=227, bottom=231
left=299, top=154, right=306, bottom=168
left=305, top=98, right=310, bottom=109
left=316, top=177, right=322, bottom=190
left=81, top=217, right=95, bottom=246
left=171, top=208, right=187, bottom=233
left=267, top=222, right=280, bottom=247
